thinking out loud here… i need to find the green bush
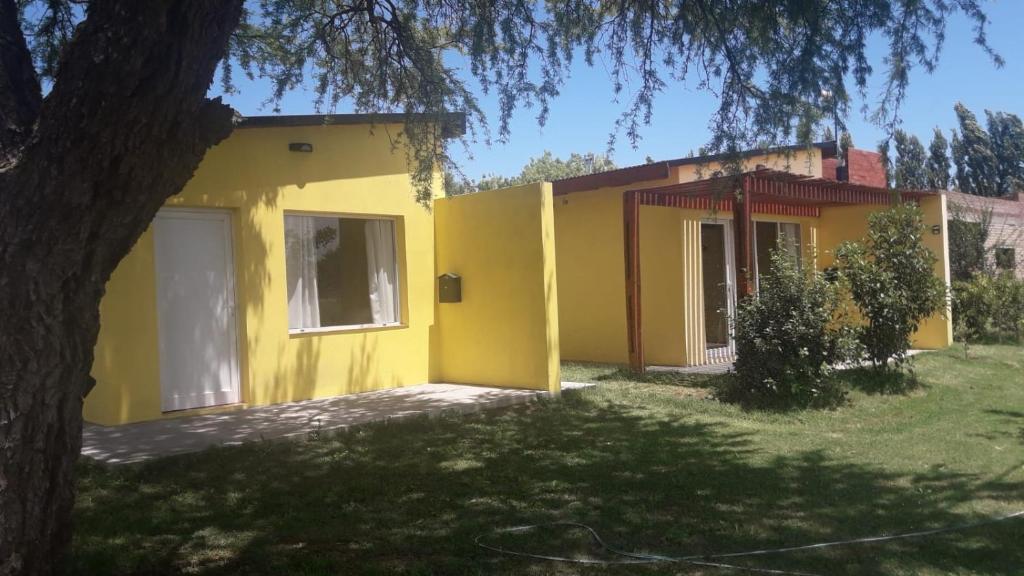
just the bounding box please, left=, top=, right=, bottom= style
left=952, top=276, right=997, bottom=345
left=725, top=250, right=858, bottom=409
left=835, top=204, right=947, bottom=370
left=992, top=274, right=1024, bottom=340
left=953, top=273, right=1024, bottom=344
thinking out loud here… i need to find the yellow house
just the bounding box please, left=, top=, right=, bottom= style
left=85, top=114, right=560, bottom=426
left=551, top=143, right=953, bottom=370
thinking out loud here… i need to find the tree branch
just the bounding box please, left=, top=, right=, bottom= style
left=0, top=0, right=41, bottom=166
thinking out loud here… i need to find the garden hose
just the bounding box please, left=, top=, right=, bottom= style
left=475, top=510, right=1024, bottom=575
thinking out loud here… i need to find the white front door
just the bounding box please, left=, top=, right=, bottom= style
left=154, top=209, right=241, bottom=412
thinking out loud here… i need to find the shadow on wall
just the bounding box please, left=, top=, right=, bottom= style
left=72, top=395, right=1023, bottom=575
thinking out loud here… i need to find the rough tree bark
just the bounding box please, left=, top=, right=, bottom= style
left=0, top=1, right=244, bottom=574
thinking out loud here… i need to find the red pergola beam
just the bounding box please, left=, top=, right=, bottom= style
left=623, top=190, right=643, bottom=371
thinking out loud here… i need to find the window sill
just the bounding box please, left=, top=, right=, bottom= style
left=288, top=323, right=406, bottom=337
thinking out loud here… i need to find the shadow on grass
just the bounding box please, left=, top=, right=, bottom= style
left=982, top=409, right=1024, bottom=445
left=592, top=366, right=723, bottom=389
left=836, top=366, right=925, bottom=395
left=69, top=388, right=1024, bottom=576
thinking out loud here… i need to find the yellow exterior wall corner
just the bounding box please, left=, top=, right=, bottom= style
left=434, top=183, right=560, bottom=392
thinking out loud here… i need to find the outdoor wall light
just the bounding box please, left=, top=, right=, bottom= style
left=931, top=224, right=942, bottom=235
left=288, top=142, right=314, bottom=153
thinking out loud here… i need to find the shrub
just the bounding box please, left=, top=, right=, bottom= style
left=992, top=273, right=1024, bottom=341
left=953, top=272, right=1024, bottom=346
left=952, top=276, right=997, bottom=346
left=835, top=204, right=947, bottom=370
left=725, top=250, right=857, bottom=408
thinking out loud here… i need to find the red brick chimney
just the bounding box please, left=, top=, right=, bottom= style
left=844, top=148, right=887, bottom=188
left=821, top=145, right=887, bottom=188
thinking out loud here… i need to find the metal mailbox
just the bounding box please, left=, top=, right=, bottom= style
left=438, top=273, right=462, bottom=303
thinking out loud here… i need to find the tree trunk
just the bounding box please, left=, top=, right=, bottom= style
left=0, top=1, right=243, bottom=574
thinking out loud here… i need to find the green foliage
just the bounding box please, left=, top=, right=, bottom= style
left=480, top=151, right=616, bottom=191
left=726, top=251, right=857, bottom=409
left=952, top=276, right=998, bottom=346
left=450, top=150, right=616, bottom=194
left=952, top=274, right=1024, bottom=345
left=17, top=0, right=1003, bottom=202
left=877, top=139, right=894, bottom=188
left=986, top=110, right=1024, bottom=196
left=952, top=102, right=1000, bottom=196
left=947, top=203, right=992, bottom=281
left=926, top=128, right=951, bottom=190
left=835, top=205, right=947, bottom=370
left=893, top=129, right=929, bottom=189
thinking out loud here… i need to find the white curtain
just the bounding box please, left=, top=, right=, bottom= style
left=779, top=223, right=801, bottom=269
left=285, top=215, right=321, bottom=329
left=364, top=219, right=399, bottom=324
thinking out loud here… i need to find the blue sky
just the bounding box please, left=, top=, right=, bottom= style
left=216, top=2, right=1024, bottom=181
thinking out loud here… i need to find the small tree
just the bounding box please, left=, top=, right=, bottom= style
left=727, top=250, right=857, bottom=408
left=947, top=203, right=993, bottom=281
left=926, top=128, right=952, bottom=190
left=835, top=205, right=947, bottom=370
left=952, top=276, right=997, bottom=357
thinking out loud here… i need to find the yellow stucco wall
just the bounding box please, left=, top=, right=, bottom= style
left=87, top=124, right=440, bottom=425
left=87, top=123, right=562, bottom=425
left=434, top=183, right=561, bottom=393
left=817, top=198, right=953, bottom=349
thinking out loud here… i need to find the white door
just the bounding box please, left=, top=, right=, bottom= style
left=154, top=209, right=241, bottom=412
left=700, top=220, right=737, bottom=363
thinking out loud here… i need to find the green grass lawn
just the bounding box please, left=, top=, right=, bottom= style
left=72, top=344, right=1024, bottom=575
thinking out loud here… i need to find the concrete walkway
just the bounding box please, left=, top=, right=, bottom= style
left=83, top=382, right=592, bottom=464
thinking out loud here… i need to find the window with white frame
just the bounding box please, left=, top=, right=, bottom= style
left=284, top=214, right=400, bottom=331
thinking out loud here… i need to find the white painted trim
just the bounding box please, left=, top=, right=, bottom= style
left=699, top=219, right=738, bottom=363
left=281, top=211, right=404, bottom=331
left=288, top=322, right=405, bottom=335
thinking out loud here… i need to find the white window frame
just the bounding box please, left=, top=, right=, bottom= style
left=283, top=210, right=403, bottom=334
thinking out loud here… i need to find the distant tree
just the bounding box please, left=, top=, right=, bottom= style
left=951, top=129, right=967, bottom=191
left=457, top=151, right=618, bottom=193
left=926, top=128, right=952, bottom=190
left=839, top=131, right=854, bottom=158
left=821, top=125, right=835, bottom=142
left=893, top=129, right=928, bottom=189
left=839, top=131, right=856, bottom=151
left=953, top=102, right=1000, bottom=196
left=985, top=110, right=1024, bottom=196
left=878, top=140, right=894, bottom=188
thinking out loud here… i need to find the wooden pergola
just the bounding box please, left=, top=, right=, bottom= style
left=623, top=168, right=937, bottom=371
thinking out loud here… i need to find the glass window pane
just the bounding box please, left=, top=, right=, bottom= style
left=754, top=221, right=778, bottom=288
left=779, top=222, right=802, bottom=270
left=284, top=214, right=400, bottom=330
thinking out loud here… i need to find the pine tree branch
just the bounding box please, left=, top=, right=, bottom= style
left=0, top=0, right=41, bottom=167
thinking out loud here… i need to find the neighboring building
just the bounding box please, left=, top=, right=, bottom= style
left=551, top=143, right=952, bottom=370
left=85, top=114, right=561, bottom=426
left=946, top=190, right=1024, bottom=279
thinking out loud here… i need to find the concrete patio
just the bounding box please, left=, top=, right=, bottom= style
left=83, top=382, right=592, bottom=464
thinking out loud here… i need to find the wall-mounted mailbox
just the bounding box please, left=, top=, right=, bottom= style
left=438, top=273, right=462, bottom=303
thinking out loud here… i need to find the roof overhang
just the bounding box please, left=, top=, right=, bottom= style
left=236, top=112, right=467, bottom=139
left=552, top=141, right=837, bottom=196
